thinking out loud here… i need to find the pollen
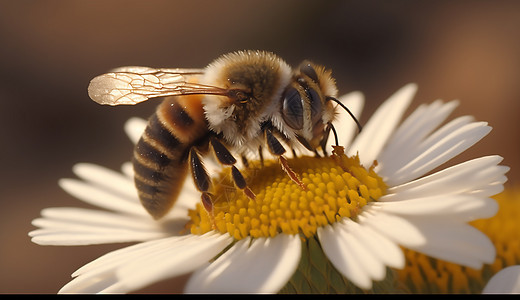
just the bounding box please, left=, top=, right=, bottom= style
left=188, top=146, right=387, bottom=240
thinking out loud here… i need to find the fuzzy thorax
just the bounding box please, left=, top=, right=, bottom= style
left=201, top=50, right=292, bottom=149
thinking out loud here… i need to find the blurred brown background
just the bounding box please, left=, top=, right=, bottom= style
left=1, top=0, right=519, bottom=294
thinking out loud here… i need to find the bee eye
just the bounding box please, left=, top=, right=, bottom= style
left=282, top=87, right=304, bottom=130
left=300, top=63, right=319, bottom=82
left=307, top=88, right=322, bottom=124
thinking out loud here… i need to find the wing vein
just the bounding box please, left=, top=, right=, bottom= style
left=87, top=67, right=230, bottom=106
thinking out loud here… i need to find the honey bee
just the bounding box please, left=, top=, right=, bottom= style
left=88, top=50, right=361, bottom=220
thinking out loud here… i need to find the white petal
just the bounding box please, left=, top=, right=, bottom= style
left=29, top=230, right=167, bottom=246
left=110, top=233, right=233, bottom=293
left=317, top=224, right=373, bottom=290
left=381, top=121, right=492, bottom=186
left=374, top=195, right=498, bottom=221
left=63, top=161, right=200, bottom=220
left=29, top=207, right=177, bottom=245
left=398, top=216, right=496, bottom=269
left=348, top=83, right=417, bottom=167
left=326, top=91, right=364, bottom=153
left=60, top=272, right=118, bottom=294
left=124, top=117, right=147, bottom=144
left=377, top=100, right=459, bottom=172
left=358, top=210, right=426, bottom=247
left=185, top=234, right=301, bottom=293
left=385, top=156, right=507, bottom=200
left=59, top=178, right=147, bottom=216
left=385, top=100, right=459, bottom=150
left=470, top=178, right=507, bottom=198
left=61, top=236, right=192, bottom=293
left=360, top=207, right=495, bottom=270
left=342, top=220, right=405, bottom=269
left=377, top=116, right=474, bottom=178
left=337, top=219, right=387, bottom=280
left=60, top=233, right=232, bottom=293
left=121, top=162, right=134, bottom=178
left=483, top=266, right=520, bottom=294
left=72, top=235, right=197, bottom=277
left=72, top=163, right=139, bottom=201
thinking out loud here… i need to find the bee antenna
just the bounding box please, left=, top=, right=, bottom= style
left=326, top=96, right=362, bottom=133
left=328, top=122, right=339, bottom=146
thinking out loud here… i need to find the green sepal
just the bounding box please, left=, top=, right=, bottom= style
left=279, top=235, right=403, bottom=294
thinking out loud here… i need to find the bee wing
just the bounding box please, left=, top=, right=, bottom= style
left=88, top=67, right=227, bottom=106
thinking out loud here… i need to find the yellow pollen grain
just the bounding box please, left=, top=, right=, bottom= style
left=188, top=147, right=387, bottom=240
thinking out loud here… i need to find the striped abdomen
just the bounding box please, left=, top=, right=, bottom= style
left=133, top=95, right=208, bottom=219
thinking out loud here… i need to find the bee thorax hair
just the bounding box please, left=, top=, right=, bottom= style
left=201, top=50, right=292, bottom=148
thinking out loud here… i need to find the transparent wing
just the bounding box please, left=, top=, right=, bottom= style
left=88, top=66, right=228, bottom=106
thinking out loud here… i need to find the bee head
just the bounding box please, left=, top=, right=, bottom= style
left=280, top=61, right=338, bottom=151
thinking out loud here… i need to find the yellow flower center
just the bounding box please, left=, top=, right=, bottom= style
left=396, top=187, right=520, bottom=293
left=188, top=146, right=387, bottom=240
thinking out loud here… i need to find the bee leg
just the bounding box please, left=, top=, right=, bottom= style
left=258, top=145, right=264, bottom=167
left=190, top=148, right=211, bottom=193
left=231, top=165, right=256, bottom=200
left=321, top=147, right=328, bottom=157
left=210, top=137, right=256, bottom=200
left=279, top=155, right=306, bottom=190
left=241, top=155, right=249, bottom=169
left=265, top=129, right=306, bottom=190
left=291, top=148, right=298, bottom=158
left=201, top=192, right=214, bottom=214
left=189, top=148, right=214, bottom=214
left=265, top=129, right=286, bottom=156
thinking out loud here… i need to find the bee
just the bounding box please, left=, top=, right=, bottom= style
left=88, top=50, right=361, bottom=220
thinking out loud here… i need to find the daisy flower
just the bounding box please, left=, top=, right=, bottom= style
left=29, top=83, right=508, bottom=293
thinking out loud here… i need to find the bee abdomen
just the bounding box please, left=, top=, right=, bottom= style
left=132, top=97, right=208, bottom=219
left=132, top=118, right=188, bottom=219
